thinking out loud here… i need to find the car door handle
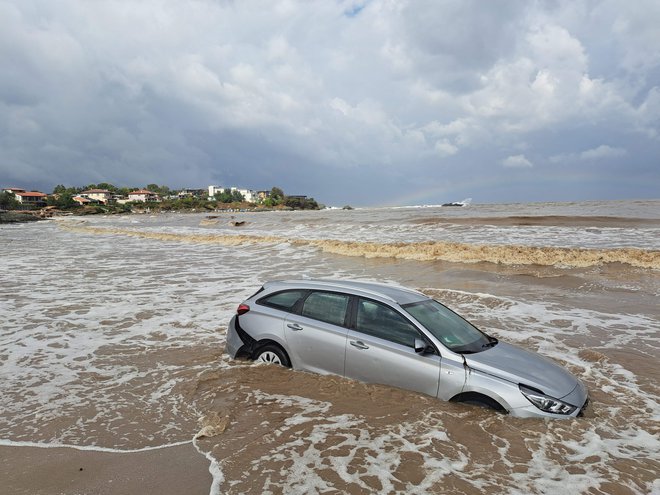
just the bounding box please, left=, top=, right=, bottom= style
left=350, top=340, right=369, bottom=350
left=287, top=323, right=303, bottom=331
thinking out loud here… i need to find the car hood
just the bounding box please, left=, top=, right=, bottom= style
left=465, top=342, right=578, bottom=400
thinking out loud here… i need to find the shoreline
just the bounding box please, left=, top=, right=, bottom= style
left=0, top=442, right=214, bottom=495
left=0, top=204, right=311, bottom=224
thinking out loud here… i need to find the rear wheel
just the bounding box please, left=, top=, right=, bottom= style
left=254, top=344, right=291, bottom=367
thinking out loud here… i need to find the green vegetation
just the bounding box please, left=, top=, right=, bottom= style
left=214, top=189, right=245, bottom=203
left=2, top=183, right=321, bottom=215
left=283, top=196, right=319, bottom=210
left=0, top=191, right=20, bottom=210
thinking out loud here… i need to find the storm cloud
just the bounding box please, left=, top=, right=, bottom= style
left=1, top=0, right=658, bottom=206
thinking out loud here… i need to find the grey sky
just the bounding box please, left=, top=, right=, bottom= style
left=1, top=0, right=659, bottom=206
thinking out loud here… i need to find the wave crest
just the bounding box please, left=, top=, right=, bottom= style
left=59, top=224, right=660, bottom=269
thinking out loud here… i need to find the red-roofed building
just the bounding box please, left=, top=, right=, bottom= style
left=13, top=191, right=48, bottom=206
left=72, top=196, right=92, bottom=206
left=2, top=187, right=26, bottom=195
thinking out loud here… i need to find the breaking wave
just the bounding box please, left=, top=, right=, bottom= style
left=411, top=215, right=660, bottom=227
left=59, top=224, right=660, bottom=269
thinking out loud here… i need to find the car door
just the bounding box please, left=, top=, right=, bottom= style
left=284, top=291, right=350, bottom=376
left=344, top=297, right=441, bottom=397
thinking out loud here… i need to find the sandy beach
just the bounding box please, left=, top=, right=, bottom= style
left=1, top=443, right=213, bottom=495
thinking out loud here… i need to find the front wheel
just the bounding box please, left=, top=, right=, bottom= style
left=452, top=393, right=507, bottom=413
left=254, top=344, right=291, bottom=367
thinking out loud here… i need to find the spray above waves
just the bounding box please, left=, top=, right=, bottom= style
left=58, top=223, right=660, bottom=270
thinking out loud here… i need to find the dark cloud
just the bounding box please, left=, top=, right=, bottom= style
left=1, top=0, right=658, bottom=206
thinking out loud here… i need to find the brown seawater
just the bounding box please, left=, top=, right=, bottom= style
left=1, top=200, right=658, bottom=494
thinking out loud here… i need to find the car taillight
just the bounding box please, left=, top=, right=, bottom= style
left=237, top=304, right=250, bottom=315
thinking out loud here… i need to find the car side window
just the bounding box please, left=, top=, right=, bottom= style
left=301, top=291, right=350, bottom=327
left=258, top=290, right=306, bottom=312
left=356, top=298, right=421, bottom=347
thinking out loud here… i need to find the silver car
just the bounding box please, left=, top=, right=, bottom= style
left=225, top=279, right=588, bottom=418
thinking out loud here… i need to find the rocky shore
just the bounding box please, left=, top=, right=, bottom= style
left=0, top=211, right=44, bottom=224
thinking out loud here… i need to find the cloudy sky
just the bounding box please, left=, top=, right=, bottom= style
left=1, top=0, right=659, bottom=206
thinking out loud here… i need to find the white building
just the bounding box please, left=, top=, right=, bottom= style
left=128, top=189, right=161, bottom=202
left=208, top=185, right=257, bottom=202
left=80, top=189, right=113, bottom=204
left=208, top=185, right=224, bottom=199
left=14, top=191, right=48, bottom=205
left=234, top=188, right=256, bottom=202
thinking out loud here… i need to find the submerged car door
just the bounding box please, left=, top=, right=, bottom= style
left=344, top=297, right=441, bottom=397
left=284, top=291, right=350, bottom=376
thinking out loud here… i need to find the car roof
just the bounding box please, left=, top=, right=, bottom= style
left=262, top=279, right=429, bottom=305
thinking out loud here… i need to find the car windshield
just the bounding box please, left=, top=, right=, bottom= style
left=403, top=299, right=493, bottom=354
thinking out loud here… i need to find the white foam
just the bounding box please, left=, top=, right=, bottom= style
left=3, top=210, right=658, bottom=493
left=192, top=438, right=224, bottom=495
left=59, top=208, right=660, bottom=250
left=0, top=438, right=191, bottom=453
left=238, top=391, right=472, bottom=494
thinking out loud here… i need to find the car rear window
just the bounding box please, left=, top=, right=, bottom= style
left=258, top=290, right=306, bottom=312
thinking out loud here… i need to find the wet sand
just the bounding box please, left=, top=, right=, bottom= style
left=0, top=443, right=213, bottom=495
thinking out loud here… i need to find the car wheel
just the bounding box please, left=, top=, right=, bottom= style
left=255, top=344, right=291, bottom=367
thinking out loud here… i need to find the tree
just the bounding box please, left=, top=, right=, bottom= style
left=270, top=187, right=284, bottom=201
left=283, top=196, right=319, bottom=210
left=231, top=189, right=244, bottom=202
left=215, top=188, right=244, bottom=203
left=0, top=191, right=20, bottom=210
left=96, top=182, right=118, bottom=192
left=47, top=192, right=76, bottom=209
left=146, top=184, right=170, bottom=196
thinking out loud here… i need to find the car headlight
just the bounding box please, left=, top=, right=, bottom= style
left=519, top=385, right=577, bottom=415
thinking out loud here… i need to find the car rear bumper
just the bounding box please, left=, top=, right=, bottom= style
left=225, top=315, right=245, bottom=358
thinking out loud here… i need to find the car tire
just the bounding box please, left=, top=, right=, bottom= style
left=254, top=344, right=291, bottom=367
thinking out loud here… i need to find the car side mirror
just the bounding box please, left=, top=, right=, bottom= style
left=414, top=338, right=433, bottom=354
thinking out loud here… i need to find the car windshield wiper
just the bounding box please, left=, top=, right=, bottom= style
left=482, top=336, right=498, bottom=348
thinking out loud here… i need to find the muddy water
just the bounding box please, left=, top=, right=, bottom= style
left=1, top=201, right=659, bottom=494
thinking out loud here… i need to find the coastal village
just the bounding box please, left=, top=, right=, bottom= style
left=0, top=184, right=321, bottom=221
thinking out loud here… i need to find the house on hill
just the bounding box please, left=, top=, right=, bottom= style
left=128, top=189, right=161, bottom=202
left=3, top=188, right=48, bottom=207
left=177, top=188, right=207, bottom=199
left=3, top=187, right=26, bottom=195
left=80, top=189, right=113, bottom=204
left=72, top=196, right=93, bottom=206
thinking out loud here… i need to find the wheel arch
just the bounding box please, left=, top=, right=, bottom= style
left=450, top=391, right=508, bottom=413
